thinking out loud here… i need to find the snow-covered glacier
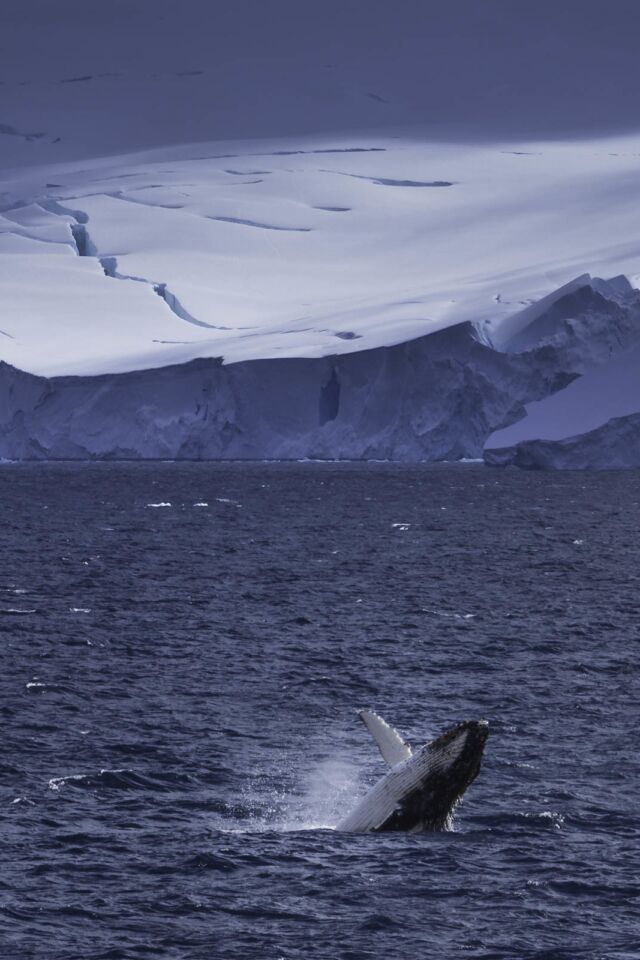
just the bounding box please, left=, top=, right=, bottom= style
left=1, top=136, right=640, bottom=463
left=2, top=1, right=640, bottom=465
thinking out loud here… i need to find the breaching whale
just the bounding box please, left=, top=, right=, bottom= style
left=337, top=711, right=489, bottom=832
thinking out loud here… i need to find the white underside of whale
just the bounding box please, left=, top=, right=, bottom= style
left=336, top=711, right=466, bottom=832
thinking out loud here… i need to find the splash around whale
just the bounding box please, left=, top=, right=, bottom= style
left=337, top=712, right=489, bottom=832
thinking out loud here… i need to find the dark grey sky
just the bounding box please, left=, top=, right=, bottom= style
left=1, top=0, right=639, bottom=166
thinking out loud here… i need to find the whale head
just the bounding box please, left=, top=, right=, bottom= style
left=374, top=718, right=489, bottom=832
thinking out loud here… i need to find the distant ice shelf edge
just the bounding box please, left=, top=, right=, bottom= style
left=1, top=272, right=640, bottom=469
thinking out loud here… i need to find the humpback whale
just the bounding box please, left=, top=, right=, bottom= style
left=337, top=711, right=489, bottom=832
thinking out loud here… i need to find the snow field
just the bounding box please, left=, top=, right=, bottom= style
left=1, top=133, right=640, bottom=377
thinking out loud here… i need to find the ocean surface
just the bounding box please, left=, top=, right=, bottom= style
left=2, top=462, right=639, bottom=960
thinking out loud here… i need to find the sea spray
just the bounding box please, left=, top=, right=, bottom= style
left=228, top=755, right=365, bottom=833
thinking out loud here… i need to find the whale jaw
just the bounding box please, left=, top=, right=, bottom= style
left=337, top=719, right=488, bottom=833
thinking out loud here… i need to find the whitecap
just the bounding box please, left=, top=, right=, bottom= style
left=429, top=608, right=476, bottom=620
left=48, top=774, right=85, bottom=792
left=539, top=810, right=565, bottom=825
left=70, top=607, right=91, bottom=614
left=146, top=502, right=171, bottom=508
left=526, top=810, right=565, bottom=829
left=193, top=501, right=208, bottom=507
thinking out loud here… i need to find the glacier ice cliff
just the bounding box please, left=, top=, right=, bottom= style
left=1, top=275, right=638, bottom=465
left=0, top=322, right=574, bottom=461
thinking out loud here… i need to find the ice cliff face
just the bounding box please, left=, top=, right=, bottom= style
left=1, top=273, right=639, bottom=464
left=1, top=273, right=638, bottom=465
left=0, top=321, right=576, bottom=461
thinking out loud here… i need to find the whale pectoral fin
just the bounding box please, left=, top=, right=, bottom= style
left=359, top=710, right=412, bottom=767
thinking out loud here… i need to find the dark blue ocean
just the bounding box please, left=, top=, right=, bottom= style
left=2, top=463, right=639, bottom=960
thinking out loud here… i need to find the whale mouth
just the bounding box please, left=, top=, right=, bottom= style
left=472, top=719, right=490, bottom=745
left=428, top=718, right=489, bottom=754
